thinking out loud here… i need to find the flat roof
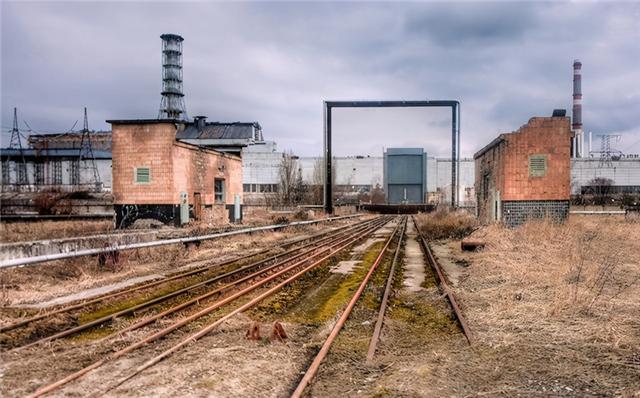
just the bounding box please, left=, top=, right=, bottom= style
left=106, top=119, right=181, bottom=125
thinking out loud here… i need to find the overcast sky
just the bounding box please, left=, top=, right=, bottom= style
left=2, top=1, right=639, bottom=157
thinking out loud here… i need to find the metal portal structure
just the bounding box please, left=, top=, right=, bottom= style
left=323, top=100, right=460, bottom=214
left=158, top=33, right=188, bottom=120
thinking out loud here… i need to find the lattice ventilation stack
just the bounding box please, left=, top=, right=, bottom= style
left=158, top=34, right=188, bottom=120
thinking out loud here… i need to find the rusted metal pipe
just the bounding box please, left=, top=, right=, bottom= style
left=1, top=214, right=363, bottom=269
left=291, top=219, right=400, bottom=398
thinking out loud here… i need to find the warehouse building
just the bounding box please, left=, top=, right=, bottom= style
left=1, top=132, right=112, bottom=192
left=108, top=119, right=242, bottom=228
left=383, top=148, right=427, bottom=204
left=474, top=115, right=572, bottom=226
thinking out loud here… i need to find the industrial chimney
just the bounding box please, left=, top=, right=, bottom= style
left=572, top=59, right=584, bottom=157
left=158, top=33, right=188, bottom=120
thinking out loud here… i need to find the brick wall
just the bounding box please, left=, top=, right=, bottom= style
left=474, top=116, right=571, bottom=225
left=112, top=123, right=176, bottom=205
left=171, top=141, right=242, bottom=223
left=502, top=117, right=571, bottom=201
left=111, top=121, right=242, bottom=226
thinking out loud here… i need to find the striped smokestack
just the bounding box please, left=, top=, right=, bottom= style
left=572, top=59, right=582, bottom=130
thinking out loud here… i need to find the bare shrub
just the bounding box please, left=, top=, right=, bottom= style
left=272, top=215, right=290, bottom=225
left=292, top=209, right=309, bottom=221
left=33, top=191, right=63, bottom=215
left=414, top=209, right=477, bottom=240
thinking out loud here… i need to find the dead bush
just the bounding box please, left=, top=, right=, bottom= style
left=272, top=215, right=290, bottom=225
left=292, top=209, right=309, bottom=221
left=33, top=191, right=63, bottom=215
left=414, top=209, right=477, bottom=240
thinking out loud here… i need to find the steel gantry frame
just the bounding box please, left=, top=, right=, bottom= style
left=323, top=100, right=461, bottom=214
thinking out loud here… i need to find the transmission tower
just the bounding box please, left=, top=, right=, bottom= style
left=5, top=107, right=29, bottom=185
left=78, top=107, right=101, bottom=189
left=598, top=133, right=622, bottom=168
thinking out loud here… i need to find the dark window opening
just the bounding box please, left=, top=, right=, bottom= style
left=215, top=178, right=225, bottom=203
left=71, top=160, right=80, bottom=185
left=53, top=161, right=63, bottom=185
left=34, top=163, right=44, bottom=185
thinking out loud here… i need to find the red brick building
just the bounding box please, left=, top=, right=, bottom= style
left=108, top=119, right=242, bottom=228
left=474, top=116, right=572, bottom=226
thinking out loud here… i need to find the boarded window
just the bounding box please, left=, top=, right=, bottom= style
left=135, top=167, right=150, bottom=183
left=529, top=155, right=547, bottom=177
left=214, top=178, right=225, bottom=203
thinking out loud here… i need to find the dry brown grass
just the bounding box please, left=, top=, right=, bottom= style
left=457, top=216, right=640, bottom=395
left=0, top=220, right=115, bottom=243
left=414, top=209, right=478, bottom=240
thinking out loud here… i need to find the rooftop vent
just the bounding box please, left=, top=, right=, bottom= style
left=193, top=116, right=207, bottom=130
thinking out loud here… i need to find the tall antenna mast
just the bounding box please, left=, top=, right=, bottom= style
left=598, top=133, right=621, bottom=168
left=6, top=107, right=29, bottom=185
left=158, top=33, right=188, bottom=120
left=78, top=107, right=101, bottom=189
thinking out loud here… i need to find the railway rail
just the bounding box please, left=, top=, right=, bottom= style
left=412, top=215, right=473, bottom=344
left=0, top=214, right=363, bottom=269
left=1, top=220, right=357, bottom=334
left=1, top=217, right=380, bottom=350
left=291, top=215, right=471, bottom=397
left=19, top=216, right=391, bottom=397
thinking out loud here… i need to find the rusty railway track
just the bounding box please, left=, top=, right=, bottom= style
left=412, top=215, right=473, bottom=344
left=366, top=215, right=407, bottom=362
left=1, top=220, right=359, bottom=334
left=290, top=215, right=472, bottom=397
left=2, top=217, right=381, bottom=351
left=22, top=216, right=392, bottom=397
left=291, top=217, right=402, bottom=398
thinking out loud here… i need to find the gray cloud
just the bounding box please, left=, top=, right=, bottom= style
left=2, top=1, right=639, bottom=156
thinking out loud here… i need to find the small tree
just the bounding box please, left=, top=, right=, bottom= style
left=370, top=183, right=385, bottom=204
left=589, top=177, right=614, bottom=206
left=309, top=156, right=336, bottom=205
left=278, top=151, right=306, bottom=206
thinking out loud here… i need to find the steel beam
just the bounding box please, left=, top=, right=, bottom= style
left=323, top=100, right=460, bottom=213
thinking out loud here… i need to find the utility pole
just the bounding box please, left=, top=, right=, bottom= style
left=78, top=107, right=101, bottom=190
left=598, top=133, right=621, bottom=168
left=6, top=107, right=29, bottom=185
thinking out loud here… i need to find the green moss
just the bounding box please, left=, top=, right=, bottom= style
left=389, top=299, right=458, bottom=338
left=70, top=324, right=114, bottom=341
left=76, top=258, right=255, bottom=324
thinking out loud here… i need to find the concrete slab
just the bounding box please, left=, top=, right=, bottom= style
left=402, top=219, right=426, bottom=293
left=352, top=238, right=385, bottom=253
left=17, top=274, right=164, bottom=309
left=330, top=260, right=362, bottom=274
left=372, top=220, right=398, bottom=237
